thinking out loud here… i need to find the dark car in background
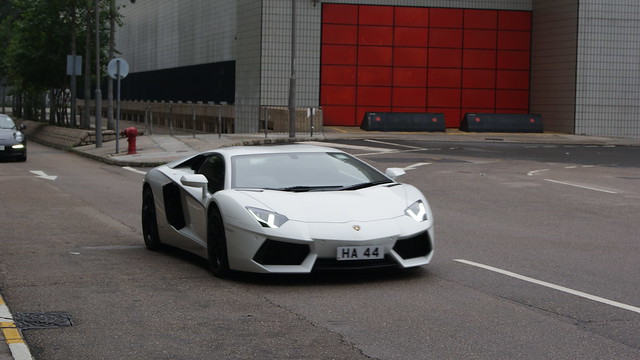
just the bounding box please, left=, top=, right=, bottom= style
left=0, top=114, right=27, bottom=162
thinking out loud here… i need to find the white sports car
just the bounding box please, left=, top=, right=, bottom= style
left=142, top=144, right=434, bottom=277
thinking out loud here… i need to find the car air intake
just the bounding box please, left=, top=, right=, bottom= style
left=253, top=239, right=310, bottom=265
left=393, top=232, right=432, bottom=259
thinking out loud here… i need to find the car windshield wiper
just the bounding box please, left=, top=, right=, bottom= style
left=277, top=185, right=344, bottom=192
left=341, top=180, right=392, bottom=191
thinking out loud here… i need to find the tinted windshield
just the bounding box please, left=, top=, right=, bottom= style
left=231, top=151, right=391, bottom=191
left=0, top=116, right=15, bottom=129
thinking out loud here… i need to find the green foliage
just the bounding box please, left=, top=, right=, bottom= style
left=0, top=0, right=122, bottom=121
left=1, top=0, right=118, bottom=92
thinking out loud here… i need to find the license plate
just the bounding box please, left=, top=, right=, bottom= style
left=0, top=145, right=4, bottom=151
left=337, top=246, right=383, bottom=261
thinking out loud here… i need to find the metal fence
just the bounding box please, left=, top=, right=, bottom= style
left=77, top=100, right=323, bottom=137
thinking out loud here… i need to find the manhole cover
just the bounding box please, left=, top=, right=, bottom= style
left=13, top=312, right=74, bottom=330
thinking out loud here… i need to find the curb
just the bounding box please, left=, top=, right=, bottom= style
left=0, top=295, right=33, bottom=360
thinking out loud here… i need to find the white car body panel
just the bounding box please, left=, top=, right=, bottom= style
left=142, top=144, right=434, bottom=274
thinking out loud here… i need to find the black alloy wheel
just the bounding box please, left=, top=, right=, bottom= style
left=142, top=186, right=162, bottom=250
left=208, top=207, right=230, bottom=278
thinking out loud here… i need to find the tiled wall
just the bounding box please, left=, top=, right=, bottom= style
left=529, top=0, right=578, bottom=134
left=258, top=0, right=531, bottom=124
left=115, top=0, right=235, bottom=72
left=114, top=0, right=640, bottom=137
left=260, top=0, right=323, bottom=108
left=235, top=0, right=264, bottom=132
left=320, top=4, right=532, bottom=127
left=574, top=1, right=640, bottom=138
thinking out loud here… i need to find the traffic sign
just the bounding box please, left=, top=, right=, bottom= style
left=108, top=58, right=129, bottom=79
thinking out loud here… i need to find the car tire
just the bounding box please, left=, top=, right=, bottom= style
left=208, top=206, right=230, bottom=278
left=142, top=186, right=162, bottom=251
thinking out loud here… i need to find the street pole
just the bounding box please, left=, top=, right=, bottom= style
left=70, top=0, right=77, bottom=128
left=115, top=60, right=121, bottom=154
left=107, top=0, right=115, bottom=131
left=95, top=0, right=103, bottom=148
left=288, top=0, right=296, bottom=138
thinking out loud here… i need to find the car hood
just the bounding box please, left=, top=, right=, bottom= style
left=239, top=184, right=410, bottom=223
left=0, top=128, right=21, bottom=145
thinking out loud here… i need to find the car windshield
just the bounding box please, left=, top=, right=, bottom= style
left=0, top=116, right=16, bottom=129
left=231, top=151, right=392, bottom=191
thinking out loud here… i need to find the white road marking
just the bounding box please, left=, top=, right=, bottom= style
left=299, top=141, right=395, bottom=153
left=122, top=166, right=147, bottom=175
left=454, top=259, right=640, bottom=314
left=404, top=162, right=431, bottom=171
left=29, top=170, right=57, bottom=181
left=1, top=294, right=35, bottom=360
left=543, top=179, right=618, bottom=194
left=527, top=169, right=549, bottom=176
left=364, top=139, right=429, bottom=150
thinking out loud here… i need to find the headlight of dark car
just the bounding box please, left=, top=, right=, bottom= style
left=15, top=131, right=25, bottom=142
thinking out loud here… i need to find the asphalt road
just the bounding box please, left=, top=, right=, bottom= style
left=1, top=140, right=639, bottom=359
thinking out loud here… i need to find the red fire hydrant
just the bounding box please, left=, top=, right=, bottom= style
left=120, top=127, right=138, bottom=154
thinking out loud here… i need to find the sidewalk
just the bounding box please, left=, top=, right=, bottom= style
left=67, top=121, right=640, bottom=167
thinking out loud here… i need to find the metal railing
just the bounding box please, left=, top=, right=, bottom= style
left=77, top=100, right=323, bottom=137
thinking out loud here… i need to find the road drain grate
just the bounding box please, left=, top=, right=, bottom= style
left=13, top=312, right=74, bottom=330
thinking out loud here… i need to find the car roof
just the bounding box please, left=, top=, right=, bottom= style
left=213, top=144, right=343, bottom=157
left=165, top=144, right=345, bottom=169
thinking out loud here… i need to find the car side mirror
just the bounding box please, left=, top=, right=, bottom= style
left=19, top=124, right=27, bottom=130
left=385, top=167, right=405, bottom=180
left=181, top=174, right=209, bottom=198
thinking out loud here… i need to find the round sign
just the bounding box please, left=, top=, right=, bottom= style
left=108, top=58, right=129, bottom=79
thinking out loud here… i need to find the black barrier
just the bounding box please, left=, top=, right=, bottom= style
left=361, top=112, right=446, bottom=132
left=460, top=113, right=543, bottom=133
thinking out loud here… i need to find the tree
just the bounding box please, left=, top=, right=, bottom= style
left=0, top=0, right=120, bottom=126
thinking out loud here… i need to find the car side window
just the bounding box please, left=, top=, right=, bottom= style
left=197, top=154, right=225, bottom=193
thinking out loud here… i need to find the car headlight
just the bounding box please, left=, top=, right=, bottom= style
left=14, top=132, right=24, bottom=142
left=12, top=144, right=25, bottom=149
left=405, top=200, right=428, bottom=222
left=246, top=207, right=289, bottom=228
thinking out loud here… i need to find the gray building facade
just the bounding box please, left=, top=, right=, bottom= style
left=115, top=0, right=640, bottom=138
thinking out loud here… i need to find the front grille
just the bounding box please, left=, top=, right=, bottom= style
left=393, top=231, right=432, bottom=259
left=313, top=255, right=397, bottom=271
left=253, top=239, right=310, bottom=265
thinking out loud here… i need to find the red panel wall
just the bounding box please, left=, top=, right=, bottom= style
left=321, top=4, right=532, bottom=127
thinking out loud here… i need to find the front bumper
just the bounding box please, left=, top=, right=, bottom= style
left=0, top=143, right=26, bottom=160
left=225, top=217, right=434, bottom=273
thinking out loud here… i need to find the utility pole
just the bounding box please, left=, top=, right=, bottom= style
left=95, top=0, right=102, bottom=147
left=83, top=1, right=91, bottom=129
left=288, top=0, right=296, bottom=138
left=70, top=0, right=77, bottom=127
left=107, top=0, right=115, bottom=130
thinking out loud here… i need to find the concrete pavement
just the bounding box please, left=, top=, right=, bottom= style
left=3, top=120, right=640, bottom=360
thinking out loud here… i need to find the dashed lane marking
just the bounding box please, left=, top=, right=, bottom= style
left=299, top=141, right=396, bottom=153
left=454, top=259, right=640, bottom=315
left=543, top=179, right=618, bottom=194
left=364, top=139, right=432, bottom=150
left=527, top=169, right=550, bottom=176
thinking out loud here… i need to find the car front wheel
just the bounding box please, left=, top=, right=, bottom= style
left=208, top=207, right=230, bottom=278
left=142, top=186, right=161, bottom=250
